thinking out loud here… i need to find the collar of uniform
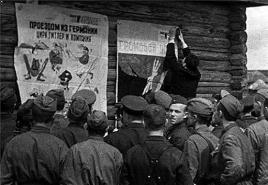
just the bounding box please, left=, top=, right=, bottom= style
left=171, top=120, right=187, bottom=130
left=68, top=122, right=84, bottom=128
left=88, top=135, right=104, bottom=141
left=31, top=125, right=50, bottom=134
left=126, top=122, right=144, bottom=128
left=223, top=122, right=237, bottom=133
left=196, top=124, right=210, bottom=133
left=145, top=135, right=166, bottom=141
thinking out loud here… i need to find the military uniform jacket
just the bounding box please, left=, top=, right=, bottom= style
left=52, top=122, right=88, bottom=148
left=1, top=125, right=68, bottom=185
left=183, top=125, right=219, bottom=182
left=218, top=123, right=255, bottom=185
left=123, top=135, right=193, bottom=185
left=60, top=136, right=123, bottom=185
left=246, top=118, right=268, bottom=185
left=165, top=121, right=191, bottom=151
left=104, top=122, right=148, bottom=156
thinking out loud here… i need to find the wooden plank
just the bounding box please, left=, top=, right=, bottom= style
left=230, top=44, right=247, bottom=54
left=191, top=50, right=229, bottom=61
left=184, top=36, right=230, bottom=49
left=0, top=67, right=17, bottom=81
left=199, top=60, right=230, bottom=72
left=0, top=54, right=14, bottom=68
left=197, top=86, right=231, bottom=94
left=230, top=31, right=247, bottom=45
left=198, top=82, right=230, bottom=87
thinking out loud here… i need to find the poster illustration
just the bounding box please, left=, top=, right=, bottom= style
left=15, top=3, right=108, bottom=112
left=117, top=20, right=175, bottom=100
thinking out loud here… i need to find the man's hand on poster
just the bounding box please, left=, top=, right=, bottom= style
left=175, top=27, right=188, bottom=49
left=142, top=58, right=161, bottom=95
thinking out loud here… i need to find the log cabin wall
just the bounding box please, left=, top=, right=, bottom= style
left=1, top=1, right=247, bottom=119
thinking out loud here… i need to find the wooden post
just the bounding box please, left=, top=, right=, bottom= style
left=228, top=6, right=247, bottom=99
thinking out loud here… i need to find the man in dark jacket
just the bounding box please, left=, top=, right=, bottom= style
left=104, top=95, right=148, bottom=156
left=1, top=95, right=68, bottom=185
left=184, top=98, right=219, bottom=185
left=61, top=110, right=123, bottom=185
left=246, top=89, right=268, bottom=185
left=52, top=96, right=89, bottom=147
left=123, top=104, right=193, bottom=185
left=161, top=27, right=201, bottom=99
left=214, top=94, right=255, bottom=185
left=165, top=95, right=191, bottom=151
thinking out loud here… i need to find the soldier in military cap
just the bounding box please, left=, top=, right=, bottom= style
left=183, top=98, right=219, bottom=185
left=104, top=95, right=148, bottom=156
left=52, top=96, right=89, bottom=147
left=61, top=110, right=123, bottom=185
left=1, top=95, right=68, bottom=185
left=165, top=94, right=191, bottom=151
left=214, top=94, right=255, bottom=185
left=71, top=88, right=96, bottom=113
left=246, top=89, right=268, bottom=185
left=123, top=104, right=193, bottom=185
left=46, top=88, right=69, bottom=133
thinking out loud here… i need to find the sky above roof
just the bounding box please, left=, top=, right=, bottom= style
left=247, top=6, right=268, bottom=70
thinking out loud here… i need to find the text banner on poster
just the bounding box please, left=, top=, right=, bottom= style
left=117, top=20, right=175, bottom=101
left=15, top=3, right=108, bottom=112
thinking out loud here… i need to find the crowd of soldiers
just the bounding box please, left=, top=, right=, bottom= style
left=1, top=84, right=268, bottom=185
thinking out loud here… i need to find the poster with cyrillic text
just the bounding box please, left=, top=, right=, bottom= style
left=117, top=20, right=175, bottom=101
left=15, top=3, right=108, bottom=112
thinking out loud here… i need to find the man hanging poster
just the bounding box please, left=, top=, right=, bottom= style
left=117, top=20, right=175, bottom=100
left=15, top=3, right=108, bottom=112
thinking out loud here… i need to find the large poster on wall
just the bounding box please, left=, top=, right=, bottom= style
left=117, top=20, right=175, bottom=101
left=15, top=3, right=109, bottom=112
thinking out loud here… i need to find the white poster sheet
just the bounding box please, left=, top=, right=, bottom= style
left=15, top=3, right=109, bottom=112
left=117, top=20, right=175, bottom=100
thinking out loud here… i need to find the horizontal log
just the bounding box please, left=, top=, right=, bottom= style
left=191, top=50, right=229, bottom=61
left=185, top=36, right=230, bottom=49
left=229, top=11, right=247, bottom=23
left=230, top=31, right=247, bottom=45
left=0, top=44, right=16, bottom=55
left=0, top=67, right=17, bottom=81
left=198, top=82, right=230, bottom=87
left=199, top=60, right=230, bottom=72
left=0, top=14, right=17, bottom=34
left=0, top=34, right=17, bottom=45
left=230, top=54, right=247, bottom=66
left=230, top=44, right=247, bottom=54
left=229, top=69, right=247, bottom=76
left=0, top=54, right=14, bottom=68
left=197, top=86, right=231, bottom=95
left=200, top=70, right=232, bottom=83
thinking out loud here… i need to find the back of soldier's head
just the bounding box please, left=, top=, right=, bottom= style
left=143, top=104, right=166, bottom=131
